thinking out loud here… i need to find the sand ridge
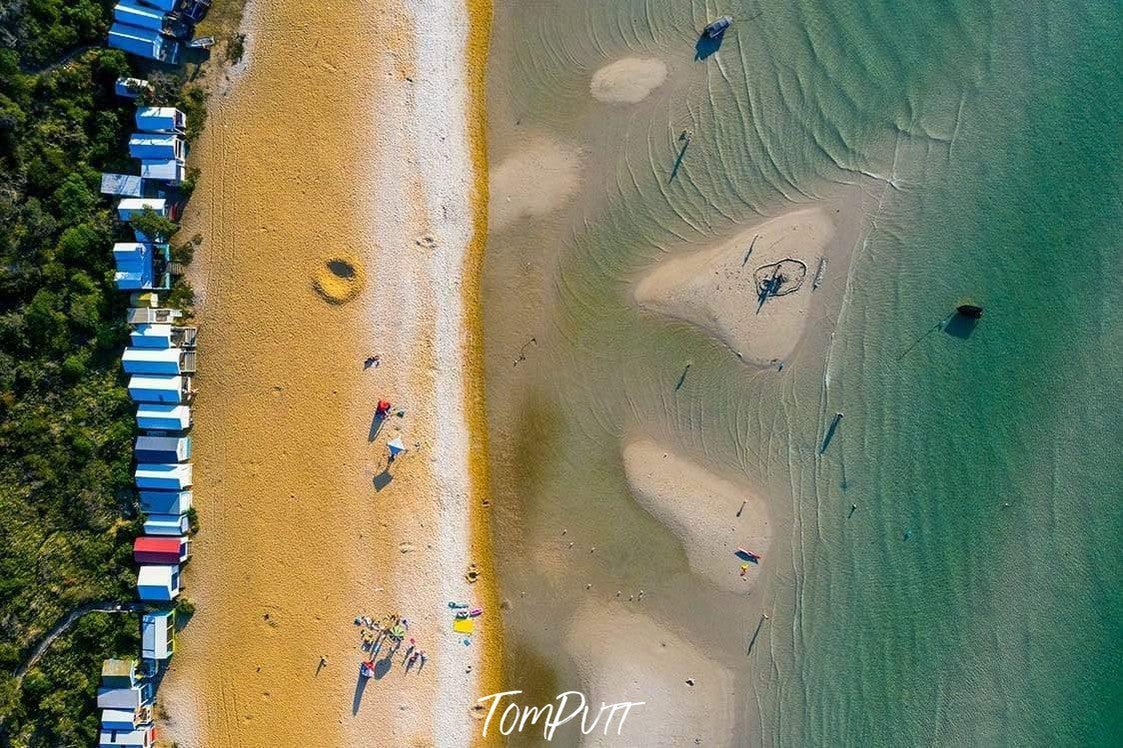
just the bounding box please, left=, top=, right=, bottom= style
left=590, top=57, right=669, bottom=103
left=488, top=136, right=582, bottom=232
left=563, top=604, right=736, bottom=745
left=622, top=438, right=771, bottom=594
left=634, top=206, right=837, bottom=366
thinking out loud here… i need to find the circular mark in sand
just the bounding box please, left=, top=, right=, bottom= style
left=313, top=255, right=366, bottom=304
left=590, top=57, right=668, bottom=103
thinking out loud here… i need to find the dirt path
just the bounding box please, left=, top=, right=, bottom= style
left=12, top=601, right=148, bottom=680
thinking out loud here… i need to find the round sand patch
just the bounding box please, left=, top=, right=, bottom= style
left=313, top=256, right=366, bottom=304
left=590, top=57, right=668, bottom=103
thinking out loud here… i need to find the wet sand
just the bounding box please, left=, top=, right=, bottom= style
left=157, top=0, right=500, bottom=745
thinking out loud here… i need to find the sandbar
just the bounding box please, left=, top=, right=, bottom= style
left=634, top=206, right=836, bottom=366
left=623, top=438, right=770, bottom=593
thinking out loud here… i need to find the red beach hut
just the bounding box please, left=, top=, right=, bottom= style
left=133, top=536, right=189, bottom=565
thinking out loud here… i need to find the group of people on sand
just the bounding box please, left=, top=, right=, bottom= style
left=356, top=613, right=428, bottom=673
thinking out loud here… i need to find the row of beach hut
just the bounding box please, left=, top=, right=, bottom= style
left=108, top=0, right=181, bottom=64
left=98, top=90, right=198, bottom=748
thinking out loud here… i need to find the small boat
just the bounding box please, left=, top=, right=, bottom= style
left=468, top=608, right=483, bottom=618
left=703, top=15, right=733, bottom=38
left=187, top=36, right=216, bottom=49
left=447, top=601, right=469, bottom=609
left=956, top=304, right=983, bottom=319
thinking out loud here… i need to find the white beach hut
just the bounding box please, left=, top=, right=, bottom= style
left=107, top=24, right=178, bottom=63
left=135, top=463, right=193, bottom=491
left=127, top=375, right=186, bottom=404
left=117, top=198, right=169, bottom=222
left=141, top=611, right=176, bottom=660
left=100, top=707, right=151, bottom=732
left=135, top=106, right=186, bottom=134
left=135, top=403, right=192, bottom=431
left=96, top=683, right=152, bottom=710
left=115, top=77, right=153, bottom=99
left=135, top=435, right=191, bottom=463
left=136, top=565, right=180, bottom=601
left=142, top=513, right=190, bottom=536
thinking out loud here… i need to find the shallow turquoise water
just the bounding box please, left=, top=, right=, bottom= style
left=484, top=1, right=1122, bottom=743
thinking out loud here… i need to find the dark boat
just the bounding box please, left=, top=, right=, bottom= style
left=703, top=15, right=733, bottom=38
left=956, top=304, right=983, bottom=319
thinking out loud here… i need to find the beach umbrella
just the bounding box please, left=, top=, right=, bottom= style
left=387, top=437, right=407, bottom=457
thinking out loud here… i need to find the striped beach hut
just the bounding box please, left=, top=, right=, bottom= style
left=136, top=565, right=180, bottom=601
left=135, top=463, right=192, bottom=491
left=128, top=375, right=187, bottom=404
left=135, top=403, right=191, bottom=431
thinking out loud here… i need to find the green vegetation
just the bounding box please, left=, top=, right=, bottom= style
left=0, top=3, right=207, bottom=745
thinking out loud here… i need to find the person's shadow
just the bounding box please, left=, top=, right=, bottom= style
left=695, top=31, right=726, bottom=61
left=351, top=674, right=368, bottom=715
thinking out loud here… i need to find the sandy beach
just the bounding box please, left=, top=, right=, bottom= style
left=157, top=0, right=500, bottom=745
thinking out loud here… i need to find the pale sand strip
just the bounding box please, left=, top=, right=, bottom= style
left=634, top=206, right=837, bottom=367
left=564, top=605, right=736, bottom=745
left=622, top=438, right=771, bottom=594
left=156, top=0, right=499, bottom=744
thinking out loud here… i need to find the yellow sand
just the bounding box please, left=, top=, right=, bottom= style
left=634, top=207, right=836, bottom=366
left=155, top=0, right=502, bottom=745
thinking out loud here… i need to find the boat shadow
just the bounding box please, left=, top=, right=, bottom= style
left=943, top=312, right=980, bottom=339
left=695, top=32, right=725, bottom=61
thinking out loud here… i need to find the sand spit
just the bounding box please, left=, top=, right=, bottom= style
left=564, top=606, right=736, bottom=745
left=156, top=0, right=498, bottom=745
left=590, top=57, right=668, bottom=103
left=623, top=439, right=770, bottom=593
left=488, top=137, right=581, bottom=232
left=634, top=207, right=836, bottom=366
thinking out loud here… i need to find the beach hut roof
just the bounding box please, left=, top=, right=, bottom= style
left=139, top=159, right=185, bottom=183
left=134, top=536, right=181, bottom=555
left=130, top=324, right=173, bottom=348
left=101, top=173, right=144, bottom=197
left=100, top=658, right=137, bottom=682
left=117, top=197, right=167, bottom=216
left=138, top=489, right=191, bottom=514
left=135, top=403, right=191, bottom=431
left=96, top=685, right=147, bottom=710
left=98, top=726, right=153, bottom=746
left=127, top=375, right=184, bottom=401
left=135, top=462, right=192, bottom=489
left=143, top=514, right=190, bottom=536
left=135, top=106, right=185, bottom=132
left=136, top=565, right=178, bottom=601
left=141, top=610, right=175, bottom=660
left=123, top=347, right=181, bottom=364
left=113, top=2, right=165, bottom=32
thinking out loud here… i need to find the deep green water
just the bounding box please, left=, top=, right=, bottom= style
left=484, top=1, right=1122, bottom=743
